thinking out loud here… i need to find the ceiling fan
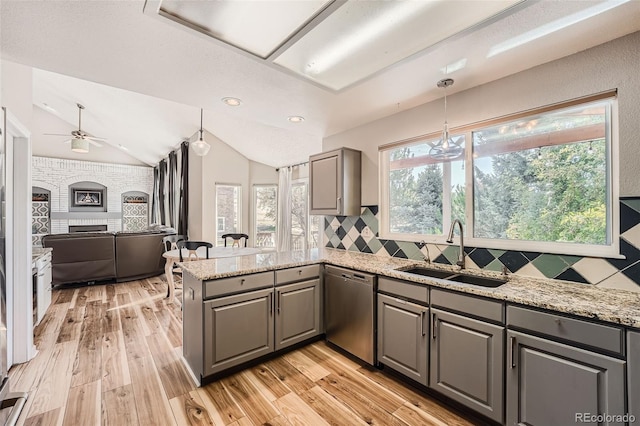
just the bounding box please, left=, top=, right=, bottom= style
left=44, top=103, right=106, bottom=153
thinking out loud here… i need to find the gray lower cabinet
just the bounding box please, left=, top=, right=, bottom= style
left=182, top=271, right=204, bottom=380
left=628, top=331, right=639, bottom=422
left=506, top=330, right=626, bottom=426
left=203, top=287, right=274, bottom=376
left=430, top=308, right=504, bottom=423
left=377, top=293, right=428, bottom=386
left=275, top=279, right=321, bottom=351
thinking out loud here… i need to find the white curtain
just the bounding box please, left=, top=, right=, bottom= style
left=276, top=167, right=292, bottom=252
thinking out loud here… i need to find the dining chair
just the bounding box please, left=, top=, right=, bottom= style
left=163, top=234, right=186, bottom=252
left=176, top=240, right=213, bottom=262
left=221, top=233, right=249, bottom=247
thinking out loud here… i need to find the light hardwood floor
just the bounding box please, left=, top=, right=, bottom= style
left=8, top=276, right=486, bottom=425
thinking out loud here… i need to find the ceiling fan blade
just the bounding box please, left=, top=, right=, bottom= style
left=85, top=136, right=107, bottom=142
left=88, top=140, right=103, bottom=147
left=62, top=139, right=73, bottom=144
left=44, top=133, right=71, bottom=137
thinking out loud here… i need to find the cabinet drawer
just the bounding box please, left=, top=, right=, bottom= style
left=507, top=305, right=623, bottom=355
left=205, top=271, right=274, bottom=299
left=431, top=289, right=504, bottom=323
left=378, top=277, right=428, bottom=304
left=35, top=252, right=52, bottom=268
left=275, top=265, right=320, bottom=285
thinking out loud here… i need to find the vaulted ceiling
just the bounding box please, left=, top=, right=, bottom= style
left=2, top=0, right=639, bottom=167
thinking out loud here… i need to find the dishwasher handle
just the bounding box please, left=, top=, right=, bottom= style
left=352, top=273, right=370, bottom=281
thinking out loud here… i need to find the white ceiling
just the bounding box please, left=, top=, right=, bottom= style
left=2, top=0, right=639, bottom=167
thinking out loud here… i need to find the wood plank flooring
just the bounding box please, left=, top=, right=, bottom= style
left=8, top=277, right=487, bottom=425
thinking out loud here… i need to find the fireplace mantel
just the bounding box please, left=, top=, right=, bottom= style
left=51, top=212, right=122, bottom=220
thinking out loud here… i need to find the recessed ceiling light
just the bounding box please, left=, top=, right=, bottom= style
left=288, top=116, right=305, bottom=123
left=222, top=97, right=242, bottom=106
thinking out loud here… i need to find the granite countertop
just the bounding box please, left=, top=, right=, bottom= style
left=179, top=247, right=640, bottom=329
left=32, top=247, right=52, bottom=265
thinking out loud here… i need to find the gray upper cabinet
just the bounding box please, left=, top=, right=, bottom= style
left=629, top=331, right=640, bottom=422
left=430, top=307, right=504, bottom=423
left=309, top=148, right=361, bottom=216
left=275, top=279, right=321, bottom=351
left=377, top=293, right=428, bottom=386
left=203, top=287, right=274, bottom=376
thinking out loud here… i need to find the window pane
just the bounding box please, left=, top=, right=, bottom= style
left=386, top=136, right=465, bottom=236
left=291, top=183, right=308, bottom=250
left=308, top=215, right=320, bottom=248
left=254, top=185, right=277, bottom=249
left=473, top=101, right=609, bottom=245
left=216, top=184, right=242, bottom=246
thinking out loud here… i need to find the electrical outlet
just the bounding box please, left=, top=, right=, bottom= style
left=362, top=226, right=371, bottom=237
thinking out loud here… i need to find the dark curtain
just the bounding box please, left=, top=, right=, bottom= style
left=151, top=166, right=159, bottom=224
left=168, top=150, right=178, bottom=228
left=178, top=141, right=189, bottom=237
left=158, top=159, right=167, bottom=225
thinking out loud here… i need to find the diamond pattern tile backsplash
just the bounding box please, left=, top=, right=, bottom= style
left=324, top=200, right=640, bottom=293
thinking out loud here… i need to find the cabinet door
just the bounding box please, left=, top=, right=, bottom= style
left=204, top=287, right=274, bottom=376
left=430, top=308, right=504, bottom=423
left=377, top=294, right=428, bottom=386
left=629, top=331, right=640, bottom=422
left=507, top=330, right=626, bottom=426
left=275, top=279, right=320, bottom=351
left=37, top=262, right=53, bottom=324
left=310, top=150, right=341, bottom=214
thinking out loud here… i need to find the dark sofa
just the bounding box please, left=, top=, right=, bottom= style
left=42, top=231, right=171, bottom=286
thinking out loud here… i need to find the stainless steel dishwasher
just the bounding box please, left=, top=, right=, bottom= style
left=324, top=265, right=376, bottom=365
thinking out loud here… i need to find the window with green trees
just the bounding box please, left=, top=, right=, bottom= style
left=380, top=95, right=616, bottom=257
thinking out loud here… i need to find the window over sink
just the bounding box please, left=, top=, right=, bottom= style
left=379, top=92, right=618, bottom=257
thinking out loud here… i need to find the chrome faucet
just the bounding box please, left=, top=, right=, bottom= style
left=418, top=240, right=430, bottom=263
left=446, top=219, right=465, bottom=269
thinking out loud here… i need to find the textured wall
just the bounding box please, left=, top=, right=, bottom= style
left=323, top=31, right=640, bottom=204
left=31, top=156, right=153, bottom=234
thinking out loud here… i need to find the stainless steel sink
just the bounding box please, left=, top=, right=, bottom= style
left=447, top=274, right=507, bottom=288
left=399, top=267, right=457, bottom=279
left=399, top=267, right=507, bottom=288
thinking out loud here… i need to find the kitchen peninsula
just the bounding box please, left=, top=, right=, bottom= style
left=180, top=247, right=640, bottom=425
left=180, top=248, right=640, bottom=327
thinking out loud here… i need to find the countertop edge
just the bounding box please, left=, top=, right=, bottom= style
left=178, top=248, right=640, bottom=329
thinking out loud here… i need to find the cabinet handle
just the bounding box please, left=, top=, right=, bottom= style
left=277, top=291, right=281, bottom=314
left=188, top=287, right=195, bottom=301
left=240, top=278, right=246, bottom=285
left=269, top=293, right=273, bottom=315
left=432, top=313, right=437, bottom=340
left=420, top=311, right=426, bottom=336
left=510, top=336, right=516, bottom=369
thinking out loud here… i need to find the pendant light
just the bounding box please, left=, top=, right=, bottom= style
left=429, top=78, right=463, bottom=160
left=71, top=137, right=89, bottom=153
left=191, top=108, right=211, bottom=156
